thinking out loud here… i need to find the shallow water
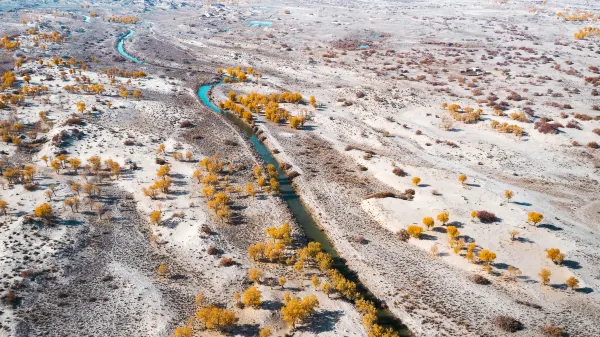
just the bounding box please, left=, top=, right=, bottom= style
left=249, top=20, right=273, bottom=28
left=197, top=84, right=410, bottom=335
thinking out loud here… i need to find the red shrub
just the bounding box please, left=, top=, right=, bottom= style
left=476, top=210, right=497, bottom=223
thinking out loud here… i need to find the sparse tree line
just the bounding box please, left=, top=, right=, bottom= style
left=396, top=176, right=580, bottom=291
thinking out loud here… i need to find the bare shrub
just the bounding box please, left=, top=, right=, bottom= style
left=201, top=225, right=212, bottom=235
left=468, top=274, right=491, bottom=285
left=476, top=210, right=497, bottom=223
left=593, top=128, right=600, bottom=136
left=64, top=117, right=84, bottom=125
left=123, top=140, right=135, bottom=146
left=415, top=130, right=422, bottom=135
left=397, top=229, right=409, bottom=242
left=392, top=167, right=405, bottom=176
left=364, top=192, right=395, bottom=200
left=493, top=316, right=522, bottom=332
left=23, top=183, right=37, bottom=191
left=207, top=246, right=217, bottom=255
left=352, top=236, right=368, bottom=244
left=179, top=120, right=194, bottom=128
left=588, top=141, right=599, bottom=149
left=219, top=257, right=233, bottom=266
left=155, top=158, right=166, bottom=165
left=542, top=326, right=565, bottom=337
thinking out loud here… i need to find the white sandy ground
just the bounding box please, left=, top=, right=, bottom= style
left=2, top=0, right=600, bottom=335
left=0, top=12, right=369, bottom=336
left=168, top=0, right=600, bottom=334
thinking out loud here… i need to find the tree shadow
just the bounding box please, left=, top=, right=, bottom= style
left=420, top=233, right=437, bottom=241
left=515, top=236, right=535, bottom=244
left=301, top=310, right=344, bottom=333
left=513, top=201, right=532, bottom=206
left=538, top=223, right=563, bottom=231
left=465, top=183, right=480, bottom=188
left=562, top=260, right=582, bottom=270
left=493, top=262, right=510, bottom=270
left=417, top=184, right=430, bottom=188
left=447, top=221, right=464, bottom=228
left=260, top=300, right=283, bottom=311
left=432, top=227, right=446, bottom=234
left=61, top=219, right=84, bottom=227
left=229, top=323, right=260, bottom=337
left=576, top=287, right=594, bottom=294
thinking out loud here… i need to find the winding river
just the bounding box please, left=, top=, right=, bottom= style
left=117, top=33, right=408, bottom=335
left=117, top=30, right=145, bottom=64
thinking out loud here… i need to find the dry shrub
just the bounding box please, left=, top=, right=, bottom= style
left=565, top=122, right=581, bottom=129
left=287, top=171, right=300, bottom=179
left=352, top=236, right=368, bottom=244
left=415, top=130, right=422, bottom=135
left=201, top=225, right=212, bottom=235
left=468, top=274, right=491, bottom=285
left=397, top=229, right=409, bottom=242
left=392, top=167, right=405, bottom=176
left=398, top=188, right=415, bottom=200
left=493, top=316, right=522, bottom=332
left=219, top=257, right=233, bottom=266
left=476, top=210, right=497, bottom=223
left=588, top=141, right=599, bottom=149
left=207, top=246, right=217, bottom=255
left=2, top=290, right=19, bottom=306
left=542, top=326, right=565, bottom=337
left=224, top=139, right=238, bottom=146
left=123, top=140, right=135, bottom=146
left=179, top=120, right=194, bottom=128
left=64, top=117, right=84, bottom=125
left=593, top=128, right=600, bottom=136
left=344, top=145, right=358, bottom=151
left=534, top=121, right=560, bottom=134
left=364, top=192, right=395, bottom=200
left=24, top=183, right=37, bottom=191
left=155, top=158, right=166, bottom=165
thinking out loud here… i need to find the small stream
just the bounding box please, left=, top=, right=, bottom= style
left=117, top=30, right=146, bottom=64
left=116, top=32, right=408, bottom=335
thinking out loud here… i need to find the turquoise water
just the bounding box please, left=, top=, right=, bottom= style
left=83, top=15, right=90, bottom=22
left=249, top=21, right=273, bottom=28
left=197, top=83, right=409, bottom=335
left=117, top=30, right=146, bottom=64
left=359, top=44, right=370, bottom=49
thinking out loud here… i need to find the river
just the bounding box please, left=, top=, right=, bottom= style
left=117, top=32, right=409, bottom=336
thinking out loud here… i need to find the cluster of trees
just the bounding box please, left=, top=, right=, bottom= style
left=1, top=72, right=16, bottom=90
left=557, top=9, right=599, bottom=22
left=219, top=90, right=311, bottom=129
left=573, top=27, right=600, bottom=40
left=442, top=103, right=482, bottom=124
left=491, top=120, right=524, bottom=137
left=2, top=164, right=36, bottom=185
left=30, top=31, right=66, bottom=48
left=101, top=68, right=147, bottom=80
left=218, top=66, right=260, bottom=83
left=193, top=154, right=237, bottom=224
left=248, top=223, right=292, bottom=262
left=0, top=34, right=20, bottom=51
left=107, top=16, right=139, bottom=24
left=0, top=118, right=29, bottom=146
left=142, top=164, right=173, bottom=199
left=281, top=294, right=319, bottom=330
left=45, top=154, right=122, bottom=180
